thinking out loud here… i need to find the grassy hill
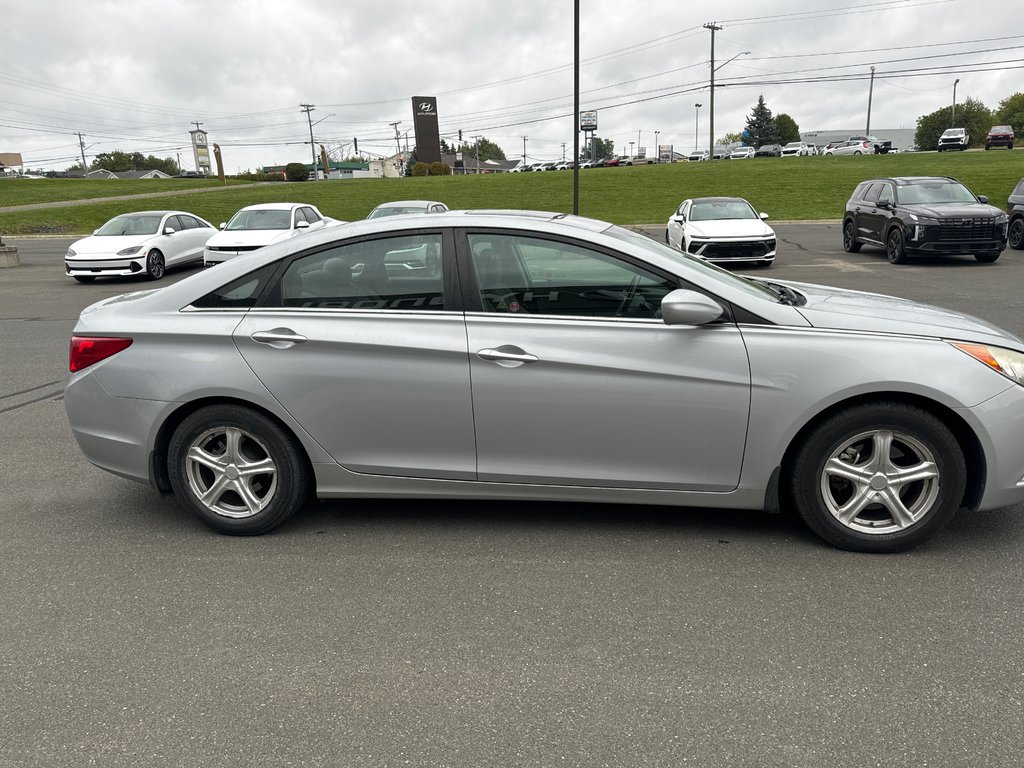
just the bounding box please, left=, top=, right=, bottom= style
left=1, top=150, right=1020, bottom=235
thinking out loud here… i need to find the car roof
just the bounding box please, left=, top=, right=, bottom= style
left=372, top=200, right=443, bottom=208
left=689, top=196, right=750, bottom=205
left=111, top=210, right=186, bottom=217
left=237, top=203, right=308, bottom=211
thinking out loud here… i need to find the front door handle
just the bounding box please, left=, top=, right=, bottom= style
left=477, top=346, right=539, bottom=366
left=251, top=328, right=308, bottom=346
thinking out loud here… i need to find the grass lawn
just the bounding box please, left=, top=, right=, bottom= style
left=1, top=150, right=1021, bottom=235
left=0, top=177, right=251, bottom=209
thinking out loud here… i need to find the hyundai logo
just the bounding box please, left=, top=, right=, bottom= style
left=418, top=102, right=434, bottom=112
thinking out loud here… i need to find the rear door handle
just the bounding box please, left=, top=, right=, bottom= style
left=477, top=346, right=539, bottom=366
left=251, top=329, right=308, bottom=346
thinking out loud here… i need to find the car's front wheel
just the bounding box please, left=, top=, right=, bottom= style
left=1008, top=218, right=1024, bottom=250
left=168, top=405, right=311, bottom=535
left=789, top=402, right=966, bottom=552
left=146, top=249, right=165, bottom=280
left=886, top=227, right=907, bottom=264
left=842, top=220, right=862, bottom=253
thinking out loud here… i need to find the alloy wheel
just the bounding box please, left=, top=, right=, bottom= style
left=184, top=426, right=278, bottom=519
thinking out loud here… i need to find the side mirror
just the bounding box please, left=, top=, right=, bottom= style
left=219, top=223, right=227, bottom=230
left=295, top=220, right=311, bottom=229
left=661, top=289, right=724, bottom=326
left=759, top=212, right=769, bottom=220
left=978, top=195, right=989, bottom=204
left=93, top=229, right=99, bottom=235
left=163, top=227, right=176, bottom=235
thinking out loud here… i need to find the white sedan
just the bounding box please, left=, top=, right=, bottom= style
left=665, top=196, right=777, bottom=267
left=65, top=210, right=215, bottom=282
left=204, top=203, right=334, bottom=266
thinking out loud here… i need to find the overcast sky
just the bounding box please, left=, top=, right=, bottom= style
left=2, top=0, right=1021, bottom=171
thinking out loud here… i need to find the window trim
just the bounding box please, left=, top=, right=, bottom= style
left=453, top=227, right=735, bottom=323
left=254, top=227, right=462, bottom=313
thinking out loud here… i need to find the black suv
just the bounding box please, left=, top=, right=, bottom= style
left=842, top=176, right=1009, bottom=264
left=1009, top=177, right=1024, bottom=250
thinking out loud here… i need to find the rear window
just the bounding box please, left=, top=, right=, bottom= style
left=989, top=126, right=1013, bottom=134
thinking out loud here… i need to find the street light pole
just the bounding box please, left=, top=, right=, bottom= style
left=654, top=130, right=660, bottom=162
left=951, top=78, right=961, bottom=126
left=694, top=103, right=702, bottom=152
left=629, top=141, right=635, bottom=157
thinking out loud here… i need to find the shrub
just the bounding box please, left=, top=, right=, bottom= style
left=285, top=163, right=310, bottom=182
left=412, top=162, right=430, bottom=177
left=429, top=162, right=452, bottom=176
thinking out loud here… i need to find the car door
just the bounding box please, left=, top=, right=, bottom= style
left=667, top=201, right=689, bottom=249
left=160, top=215, right=192, bottom=265
left=458, top=230, right=751, bottom=491
left=178, top=215, right=214, bottom=262
left=856, top=183, right=885, bottom=244
left=233, top=229, right=476, bottom=480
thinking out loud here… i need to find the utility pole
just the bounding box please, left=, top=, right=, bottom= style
left=951, top=78, right=960, bottom=126
left=75, top=132, right=87, bottom=170
left=300, top=104, right=318, bottom=181
left=191, top=121, right=203, bottom=132
left=865, top=66, right=876, bottom=135
left=522, top=136, right=528, bottom=166
left=705, top=22, right=721, bottom=158
left=472, top=135, right=481, bottom=173
left=176, top=151, right=181, bottom=172
left=637, top=129, right=641, bottom=157
left=389, top=121, right=402, bottom=162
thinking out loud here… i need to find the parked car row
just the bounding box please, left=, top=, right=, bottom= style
left=65, top=200, right=451, bottom=281
left=512, top=155, right=658, bottom=171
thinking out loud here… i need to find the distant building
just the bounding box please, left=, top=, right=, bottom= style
left=0, top=152, right=24, bottom=175
left=443, top=153, right=518, bottom=174
left=261, top=160, right=370, bottom=180
left=800, top=128, right=917, bottom=151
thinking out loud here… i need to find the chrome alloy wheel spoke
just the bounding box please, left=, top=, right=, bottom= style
left=184, top=427, right=278, bottom=519
left=821, top=429, right=940, bottom=534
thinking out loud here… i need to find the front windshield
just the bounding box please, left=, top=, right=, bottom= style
left=95, top=214, right=163, bottom=236
left=690, top=200, right=757, bottom=221
left=897, top=181, right=977, bottom=205
left=602, top=226, right=780, bottom=303
left=226, top=209, right=291, bottom=231
left=942, top=130, right=965, bottom=137
left=368, top=206, right=428, bottom=219
left=784, top=143, right=802, bottom=149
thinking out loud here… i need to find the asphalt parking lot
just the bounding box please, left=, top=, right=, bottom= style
left=3, top=228, right=1024, bottom=768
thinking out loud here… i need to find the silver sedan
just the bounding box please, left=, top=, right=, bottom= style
left=65, top=211, right=1024, bottom=552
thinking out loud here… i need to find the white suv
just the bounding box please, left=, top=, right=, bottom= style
left=938, top=128, right=969, bottom=151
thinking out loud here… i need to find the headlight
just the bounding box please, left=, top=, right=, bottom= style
left=994, top=213, right=1008, bottom=225
left=66, top=248, right=76, bottom=257
left=908, top=214, right=940, bottom=226
left=117, top=246, right=143, bottom=255
left=951, top=342, right=1024, bottom=386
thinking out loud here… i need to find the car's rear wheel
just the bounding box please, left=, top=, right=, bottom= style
left=168, top=405, right=311, bottom=535
left=146, top=249, right=165, bottom=280
left=975, top=252, right=1000, bottom=263
left=886, top=228, right=907, bottom=264
left=72, top=275, right=96, bottom=283
left=789, top=402, right=966, bottom=552
left=854, top=150, right=863, bottom=155
left=1008, top=218, right=1024, bottom=250
left=842, top=221, right=862, bottom=253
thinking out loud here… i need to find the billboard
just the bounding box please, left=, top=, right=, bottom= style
left=658, top=144, right=673, bottom=162
left=190, top=130, right=211, bottom=175
left=580, top=110, right=598, bottom=131
left=412, top=96, right=441, bottom=164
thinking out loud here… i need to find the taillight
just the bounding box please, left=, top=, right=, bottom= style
left=862, top=142, right=869, bottom=148
left=69, top=336, right=133, bottom=372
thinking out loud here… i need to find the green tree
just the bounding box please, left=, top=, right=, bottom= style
left=284, top=162, right=309, bottom=181
left=89, top=150, right=178, bottom=174
left=914, top=97, right=992, bottom=150
left=774, top=113, right=801, bottom=144
left=717, top=132, right=743, bottom=146
left=582, top=135, right=615, bottom=160
left=994, top=92, right=1024, bottom=139
left=464, top=136, right=506, bottom=162
left=744, top=95, right=778, bottom=147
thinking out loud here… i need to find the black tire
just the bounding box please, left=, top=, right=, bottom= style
left=146, top=249, right=165, bottom=280
left=974, top=252, right=1000, bottom=263
left=789, top=402, right=966, bottom=552
left=938, top=147, right=944, bottom=152
left=664, top=228, right=670, bottom=245
left=168, top=405, right=311, bottom=535
left=1008, top=218, right=1024, bottom=250
left=985, top=144, right=991, bottom=151
left=842, top=220, right=862, bottom=253
left=886, top=227, right=907, bottom=264
left=73, top=275, right=96, bottom=283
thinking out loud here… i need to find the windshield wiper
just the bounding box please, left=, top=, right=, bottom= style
left=755, top=279, right=802, bottom=306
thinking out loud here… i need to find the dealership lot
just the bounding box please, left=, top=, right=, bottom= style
left=3, top=228, right=1024, bottom=766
